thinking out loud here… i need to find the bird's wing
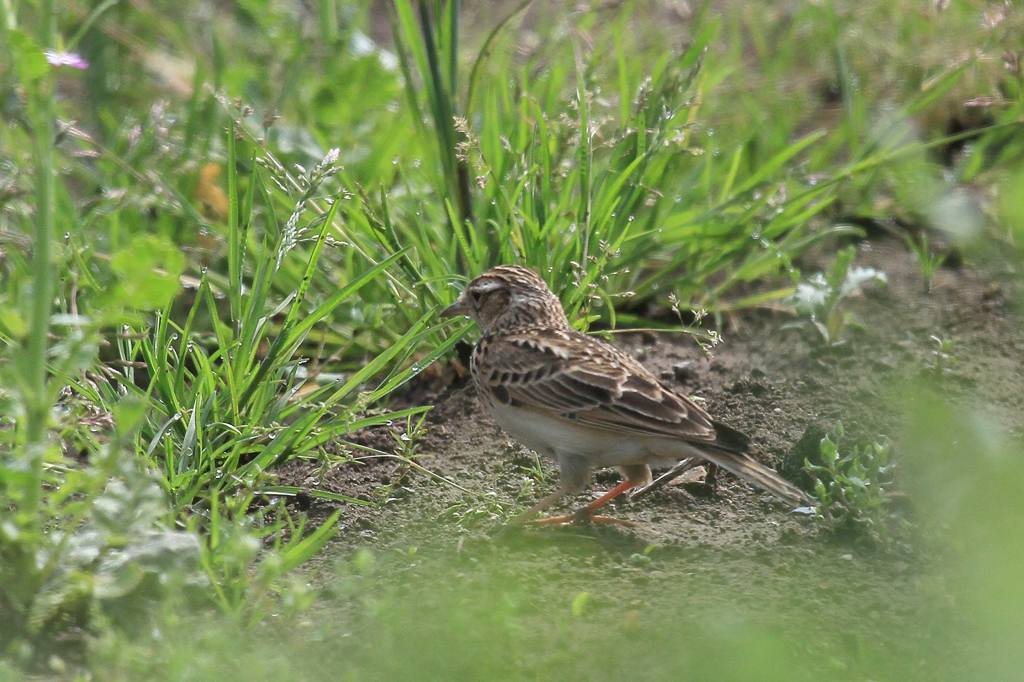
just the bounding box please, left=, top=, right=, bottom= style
left=477, top=329, right=721, bottom=444
left=478, top=329, right=809, bottom=504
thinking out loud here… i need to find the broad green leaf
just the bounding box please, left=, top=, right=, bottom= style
left=108, top=235, right=186, bottom=312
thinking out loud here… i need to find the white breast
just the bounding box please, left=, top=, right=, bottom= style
left=489, top=403, right=666, bottom=468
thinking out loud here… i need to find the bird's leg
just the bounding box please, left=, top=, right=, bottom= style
left=629, top=457, right=701, bottom=500
left=529, top=480, right=638, bottom=527
left=704, top=462, right=719, bottom=491
left=507, top=488, right=567, bottom=526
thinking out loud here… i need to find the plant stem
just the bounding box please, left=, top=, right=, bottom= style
left=23, top=0, right=57, bottom=523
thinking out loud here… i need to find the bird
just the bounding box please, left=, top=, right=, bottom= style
left=441, top=265, right=806, bottom=526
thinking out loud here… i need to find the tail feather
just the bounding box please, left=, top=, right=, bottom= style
left=698, top=447, right=808, bottom=505
left=711, top=420, right=750, bottom=454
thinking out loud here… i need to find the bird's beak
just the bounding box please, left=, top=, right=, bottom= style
left=440, top=293, right=470, bottom=319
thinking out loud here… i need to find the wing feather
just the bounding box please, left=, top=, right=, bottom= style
left=478, top=330, right=719, bottom=444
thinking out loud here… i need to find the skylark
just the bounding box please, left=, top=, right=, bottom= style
left=442, top=265, right=806, bottom=526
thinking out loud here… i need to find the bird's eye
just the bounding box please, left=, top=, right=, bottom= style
left=470, top=289, right=484, bottom=305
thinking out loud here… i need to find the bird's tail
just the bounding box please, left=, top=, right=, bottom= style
left=697, top=447, right=808, bottom=505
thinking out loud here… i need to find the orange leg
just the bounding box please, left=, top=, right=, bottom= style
left=529, top=479, right=638, bottom=527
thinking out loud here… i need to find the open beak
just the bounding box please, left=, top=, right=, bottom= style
left=440, top=293, right=470, bottom=319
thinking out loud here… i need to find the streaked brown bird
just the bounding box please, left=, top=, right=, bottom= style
left=442, top=265, right=805, bottom=526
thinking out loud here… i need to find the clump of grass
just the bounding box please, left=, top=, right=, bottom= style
left=925, top=334, right=959, bottom=377
left=0, top=28, right=439, bottom=668
left=440, top=492, right=512, bottom=529
left=48, top=121, right=448, bottom=518
left=389, top=2, right=873, bottom=326
left=803, top=423, right=908, bottom=547
left=787, top=245, right=887, bottom=346
left=904, top=230, right=947, bottom=293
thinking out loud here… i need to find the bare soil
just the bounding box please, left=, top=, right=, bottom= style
left=276, top=237, right=1022, bottom=679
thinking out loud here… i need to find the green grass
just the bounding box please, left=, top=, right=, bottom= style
left=1, top=0, right=1023, bottom=676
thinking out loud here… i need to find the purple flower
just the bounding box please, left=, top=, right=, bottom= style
left=44, top=50, right=89, bottom=70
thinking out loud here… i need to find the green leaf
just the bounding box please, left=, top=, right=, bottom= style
left=819, top=435, right=839, bottom=465
left=108, top=235, right=186, bottom=312
left=813, top=479, right=828, bottom=500
left=0, top=303, right=28, bottom=339
left=257, top=486, right=371, bottom=506
left=113, top=396, right=149, bottom=436
left=8, top=31, right=50, bottom=84
left=274, top=511, right=341, bottom=574
left=571, top=591, right=591, bottom=617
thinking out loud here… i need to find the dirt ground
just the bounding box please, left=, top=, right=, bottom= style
left=275, top=236, right=1022, bottom=679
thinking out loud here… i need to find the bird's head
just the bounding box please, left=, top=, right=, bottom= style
left=441, top=265, right=568, bottom=334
